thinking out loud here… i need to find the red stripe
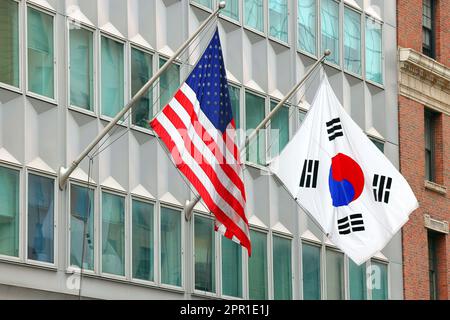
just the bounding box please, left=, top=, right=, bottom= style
left=151, top=118, right=251, bottom=256
left=175, top=90, right=247, bottom=201
left=162, top=106, right=248, bottom=224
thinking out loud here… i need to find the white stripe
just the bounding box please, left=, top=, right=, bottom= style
left=168, top=100, right=245, bottom=208
left=181, top=84, right=240, bottom=163
left=157, top=112, right=250, bottom=235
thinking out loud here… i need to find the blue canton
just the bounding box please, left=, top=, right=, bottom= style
left=186, top=28, right=233, bottom=133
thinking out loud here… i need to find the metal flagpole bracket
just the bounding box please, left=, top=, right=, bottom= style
left=183, top=49, right=331, bottom=220
left=58, top=3, right=226, bottom=191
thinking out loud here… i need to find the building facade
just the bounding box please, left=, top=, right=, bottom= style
left=397, top=0, right=449, bottom=300
left=0, top=0, right=401, bottom=299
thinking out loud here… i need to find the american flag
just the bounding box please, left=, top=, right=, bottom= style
left=150, top=29, right=251, bottom=255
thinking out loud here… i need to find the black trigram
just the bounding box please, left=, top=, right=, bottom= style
left=299, top=160, right=319, bottom=188
left=326, top=118, right=344, bottom=141
left=338, top=214, right=365, bottom=235
left=373, top=174, right=393, bottom=204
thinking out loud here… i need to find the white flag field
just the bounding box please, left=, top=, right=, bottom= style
left=269, top=76, right=419, bottom=265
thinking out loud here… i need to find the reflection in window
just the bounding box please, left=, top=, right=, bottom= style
left=132, top=200, right=154, bottom=281
left=28, top=174, right=54, bottom=263
left=298, top=0, right=316, bottom=55
left=302, top=243, right=321, bottom=299
left=101, top=36, right=124, bottom=117
left=70, top=185, right=94, bottom=270
left=270, top=101, right=289, bottom=158
left=246, top=92, right=266, bottom=165
left=131, top=48, right=153, bottom=129
left=0, top=166, right=19, bottom=257
left=222, top=237, right=242, bottom=297
left=371, top=261, right=388, bottom=300
left=344, top=8, right=361, bottom=75
left=321, top=0, right=340, bottom=65
left=326, top=249, right=345, bottom=299
left=269, top=0, right=288, bottom=43
left=102, top=192, right=125, bottom=276
left=161, top=206, right=182, bottom=287
left=0, top=0, right=19, bottom=87
left=248, top=230, right=268, bottom=300
left=70, top=27, right=94, bottom=110
left=222, top=0, right=240, bottom=21
left=194, top=215, right=215, bottom=293
left=349, top=260, right=367, bottom=300
left=27, top=7, right=54, bottom=98
left=366, top=18, right=383, bottom=84
left=244, top=0, right=264, bottom=32
left=195, top=0, right=213, bottom=9
left=159, top=58, right=181, bottom=111
left=273, top=236, right=292, bottom=300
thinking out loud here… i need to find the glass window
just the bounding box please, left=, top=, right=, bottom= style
left=424, top=110, right=436, bottom=182
left=244, top=0, right=264, bottom=32
left=428, top=231, right=438, bottom=300
left=370, top=137, right=385, bottom=153
left=298, top=0, right=316, bottom=55
left=269, top=0, right=288, bottom=43
left=229, top=85, right=240, bottom=129
left=222, top=0, right=240, bottom=21
left=302, top=243, right=321, bottom=299
left=344, top=7, right=361, bottom=75
left=101, top=192, right=125, bottom=276
left=371, top=261, right=388, bottom=300
left=299, top=108, right=306, bottom=125
left=70, top=185, right=94, bottom=270
left=321, top=0, right=340, bottom=65
left=245, top=92, right=266, bottom=165
left=159, top=58, right=180, bottom=111
left=273, top=235, right=292, bottom=300
left=422, top=0, right=435, bottom=58
left=365, top=18, right=383, bottom=84
left=161, top=206, right=182, bottom=287
left=194, top=0, right=213, bottom=9
left=326, top=249, right=345, bottom=299
left=248, top=230, right=268, bottom=300
left=0, top=166, right=19, bottom=257
left=27, top=174, right=54, bottom=263
left=194, top=215, right=215, bottom=293
left=69, top=27, right=94, bottom=110
left=270, top=101, right=289, bottom=158
left=222, top=237, right=242, bottom=297
left=131, top=48, right=153, bottom=129
left=0, top=0, right=19, bottom=87
left=349, top=260, right=367, bottom=300
left=132, top=199, right=154, bottom=282
left=27, top=7, right=54, bottom=98
left=101, top=36, right=124, bottom=117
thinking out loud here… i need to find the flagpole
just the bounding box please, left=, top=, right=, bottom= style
left=58, top=1, right=227, bottom=190
left=184, top=49, right=331, bottom=220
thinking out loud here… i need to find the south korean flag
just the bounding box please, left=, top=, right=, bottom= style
left=269, top=76, right=418, bottom=265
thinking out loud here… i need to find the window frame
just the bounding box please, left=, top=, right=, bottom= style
left=324, top=245, right=346, bottom=300
left=67, top=20, right=97, bottom=116
left=247, top=227, right=270, bottom=300
left=158, top=202, right=185, bottom=292
left=99, top=32, right=127, bottom=123
left=368, top=258, right=390, bottom=300
left=66, top=181, right=97, bottom=275
left=157, top=54, right=182, bottom=115
left=25, top=3, right=58, bottom=105
left=272, top=232, right=294, bottom=300
left=346, top=256, right=368, bottom=300
left=364, top=15, right=384, bottom=88
left=243, top=88, right=268, bottom=169
left=128, top=44, right=155, bottom=134
left=99, top=187, right=128, bottom=281
left=296, top=0, right=319, bottom=59
left=320, top=0, right=342, bottom=70
left=243, top=0, right=266, bottom=37
left=25, top=168, right=58, bottom=269
left=0, top=0, right=22, bottom=93
left=343, top=4, right=363, bottom=79
left=424, top=109, right=436, bottom=182
left=268, top=99, right=291, bottom=161
left=422, top=0, right=435, bottom=59
left=0, top=161, right=23, bottom=263
left=300, top=239, right=323, bottom=300
left=268, top=0, right=290, bottom=46
left=219, top=230, right=245, bottom=300
left=130, top=195, right=157, bottom=286
left=192, top=212, right=219, bottom=298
